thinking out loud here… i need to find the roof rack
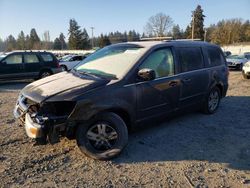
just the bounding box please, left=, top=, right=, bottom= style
left=140, top=37, right=173, bottom=41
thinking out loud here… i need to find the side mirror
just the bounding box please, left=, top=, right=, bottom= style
left=138, top=68, right=156, bottom=81
left=1, top=61, right=6, bottom=65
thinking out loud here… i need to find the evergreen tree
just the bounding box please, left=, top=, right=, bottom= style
left=188, top=5, right=206, bottom=40
left=172, top=25, right=183, bottom=39
left=25, top=35, right=30, bottom=49
left=80, top=28, right=90, bottom=49
left=53, top=38, right=62, bottom=49
left=59, top=33, right=67, bottom=49
left=29, top=28, right=40, bottom=49
left=17, top=31, right=26, bottom=50
left=6, top=35, right=16, bottom=51
left=98, top=34, right=111, bottom=47
left=68, top=19, right=84, bottom=49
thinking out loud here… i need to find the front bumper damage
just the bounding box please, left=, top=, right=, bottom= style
left=13, top=94, right=75, bottom=143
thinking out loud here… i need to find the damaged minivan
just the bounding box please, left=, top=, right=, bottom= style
left=14, top=41, right=228, bottom=160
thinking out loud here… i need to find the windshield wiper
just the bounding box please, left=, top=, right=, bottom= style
left=77, top=70, right=103, bottom=79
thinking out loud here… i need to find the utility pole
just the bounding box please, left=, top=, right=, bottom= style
left=90, top=27, right=94, bottom=49
left=191, top=12, right=195, bottom=40
left=204, top=28, right=207, bottom=42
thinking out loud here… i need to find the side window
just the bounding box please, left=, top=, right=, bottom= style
left=24, top=54, right=39, bottom=63
left=207, top=47, right=223, bottom=67
left=41, top=54, right=53, bottom=62
left=4, top=55, right=22, bottom=64
left=178, top=47, right=203, bottom=72
left=139, top=48, right=174, bottom=78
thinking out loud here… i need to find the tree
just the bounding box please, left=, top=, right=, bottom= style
left=68, top=19, right=84, bottom=49
left=98, top=34, right=111, bottom=47
left=187, top=5, right=206, bottom=40
left=128, top=30, right=140, bottom=41
left=172, top=24, right=183, bottom=39
left=59, top=33, right=67, bottom=49
left=42, top=31, right=51, bottom=49
left=210, top=19, right=246, bottom=45
left=80, top=28, right=90, bottom=49
left=29, top=28, right=40, bottom=49
left=16, top=31, right=26, bottom=50
left=6, top=35, right=16, bottom=51
left=144, top=12, right=173, bottom=37
left=53, top=38, right=62, bottom=50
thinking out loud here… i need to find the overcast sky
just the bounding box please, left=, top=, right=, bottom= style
left=0, top=0, right=249, bottom=41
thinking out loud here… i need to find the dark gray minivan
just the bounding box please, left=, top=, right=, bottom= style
left=14, top=41, right=228, bottom=160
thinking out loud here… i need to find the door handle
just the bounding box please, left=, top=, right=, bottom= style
left=169, top=81, right=178, bottom=87
left=182, top=78, right=191, bottom=83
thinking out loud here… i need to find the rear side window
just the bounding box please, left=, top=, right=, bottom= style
left=207, top=47, right=223, bottom=66
left=41, top=53, right=53, bottom=62
left=178, top=47, right=203, bottom=72
left=24, top=54, right=39, bottom=63
left=4, top=54, right=22, bottom=64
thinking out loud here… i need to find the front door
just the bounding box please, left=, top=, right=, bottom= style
left=136, top=47, right=181, bottom=121
left=0, top=54, right=24, bottom=80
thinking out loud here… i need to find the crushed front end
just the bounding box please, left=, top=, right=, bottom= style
left=13, top=94, right=76, bottom=143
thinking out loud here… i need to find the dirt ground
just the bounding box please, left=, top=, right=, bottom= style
left=0, top=71, right=250, bottom=188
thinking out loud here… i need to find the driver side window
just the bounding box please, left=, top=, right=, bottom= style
left=139, top=48, right=174, bottom=78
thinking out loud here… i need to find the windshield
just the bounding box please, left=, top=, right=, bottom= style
left=61, top=55, right=74, bottom=61
left=74, top=44, right=146, bottom=79
left=0, top=54, right=7, bottom=61
left=227, top=55, right=245, bottom=59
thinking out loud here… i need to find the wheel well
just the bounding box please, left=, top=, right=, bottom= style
left=105, top=109, right=132, bottom=131
left=215, top=84, right=223, bottom=96
left=60, top=64, right=67, bottom=70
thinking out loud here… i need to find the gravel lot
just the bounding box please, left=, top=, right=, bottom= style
left=0, top=71, right=250, bottom=188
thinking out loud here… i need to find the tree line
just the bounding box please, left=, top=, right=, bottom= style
left=1, top=5, right=250, bottom=52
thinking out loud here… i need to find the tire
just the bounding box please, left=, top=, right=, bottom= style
left=60, top=65, right=67, bottom=71
left=202, top=87, right=221, bottom=114
left=242, top=71, right=249, bottom=79
left=76, top=112, right=128, bottom=160
left=39, top=70, right=52, bottom=79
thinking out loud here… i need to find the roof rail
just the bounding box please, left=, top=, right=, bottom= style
left=140, top=37, right=173, bottom=41
left=167, top=38, right=202, bottom=42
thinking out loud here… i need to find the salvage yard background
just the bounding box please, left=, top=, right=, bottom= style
left=0, top=71, right=250, bottom=187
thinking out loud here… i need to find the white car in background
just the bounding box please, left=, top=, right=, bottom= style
left=242, top=61, right=250, bottom=79
left=226, top=55, right=248, bottom=70
left=59, top=55, right=87, bottom=71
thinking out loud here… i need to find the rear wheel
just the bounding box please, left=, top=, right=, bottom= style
left=76, top=112, right=128, bottom=160
left=60, top=65, right=67, bottom=71
left=203, top=87, right=221, bottom=114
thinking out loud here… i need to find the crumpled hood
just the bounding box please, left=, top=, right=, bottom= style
left=22, top=71, right=109, bottom=103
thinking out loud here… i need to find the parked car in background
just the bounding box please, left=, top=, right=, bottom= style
left=14, top=41, right=228, bottom=160
left=59, top=54, right=87, bottom=71
left=226, top=55, right=248, bottom=70
left=0, top=51, right=61, bottom=81
left=244, top=52, right=250, bottom=60
left=242, top=61, right=250, bottom=79
left=223, top=51, right=231, bottom=57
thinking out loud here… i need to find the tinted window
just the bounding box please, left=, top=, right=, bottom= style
left=4, top=55, right=22, bottom=64
left=24, top=54, right=39, bottom=63
left=41, top=54, right=53, bottom=62
left=207, top=47, right=223, bottom=66
left=178, top=47, right=203, bottom=72
left=140, top=48, right=174, bottom=78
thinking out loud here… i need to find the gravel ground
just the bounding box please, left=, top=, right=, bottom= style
left=0, top=71, right=250, bottom=188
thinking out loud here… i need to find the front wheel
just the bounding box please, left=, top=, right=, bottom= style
left=76, top=112, right=128, bottom=160
left=202, top=87, right=221, bottom=114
